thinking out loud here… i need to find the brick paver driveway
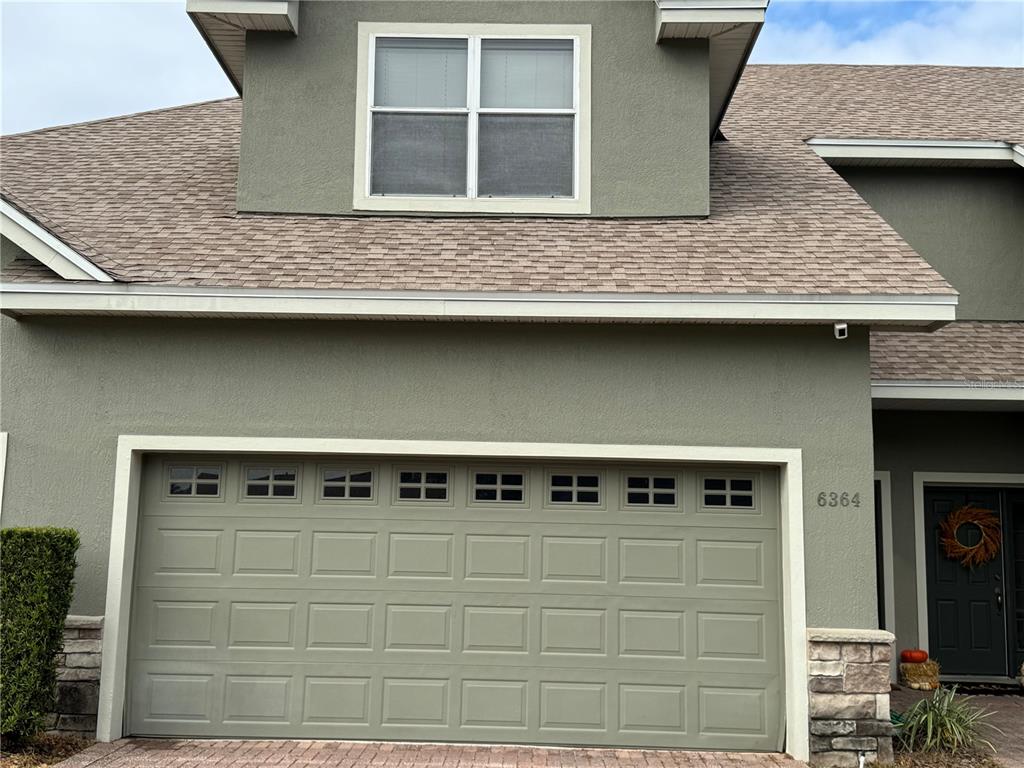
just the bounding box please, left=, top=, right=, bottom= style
left=58, top=739, right=803, bottom=768
left=891, top=688, right=1024, bottom=767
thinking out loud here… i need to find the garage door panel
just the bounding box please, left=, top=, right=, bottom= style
left=135, top=518, right=777, bottom=601
left=130, top=456, right=782, bottom=749
left=129, top=659, right=779, bottom=749
left=132, top=587, right=777, bottom=675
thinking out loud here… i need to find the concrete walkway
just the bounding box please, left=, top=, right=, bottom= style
left=56, top=739, right=804, bottom=768
left=891, top=688, right=1024, bottom=767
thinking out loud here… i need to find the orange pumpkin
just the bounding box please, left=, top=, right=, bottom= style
left=901, top=649, right=928, bottom=663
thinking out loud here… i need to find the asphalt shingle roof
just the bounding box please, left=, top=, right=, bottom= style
left=5, top=64, right=1019, bottom=295
left=871, top=321, right=1024, bottom=384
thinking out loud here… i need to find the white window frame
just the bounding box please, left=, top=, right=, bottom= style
left=353, top=22, right=592, bottom=215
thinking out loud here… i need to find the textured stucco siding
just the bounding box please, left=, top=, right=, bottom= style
left=838, top=167, right=1024, bottom=322
left=873, top=410, right=1024, bottom=650
left=1, top=317, right=875, bottom=628
left=237, top=1, right=710, bottom=217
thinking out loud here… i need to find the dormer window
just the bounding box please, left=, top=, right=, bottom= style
left=354, top=23, right=591, bottom=214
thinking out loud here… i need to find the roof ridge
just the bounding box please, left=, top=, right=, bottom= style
left=1, top=96, right=240, bottom=140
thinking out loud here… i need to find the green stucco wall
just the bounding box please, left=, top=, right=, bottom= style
left=838, top=168, right=1024, bottom=322
left=0, top=317, right=876, bottom=627
left=873, top=409, right=1024, bottom=649
left=237, top=1, right=710, bottom=217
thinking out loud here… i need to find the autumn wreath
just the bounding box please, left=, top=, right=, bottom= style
left=939, top=505, right=1001, bottom=568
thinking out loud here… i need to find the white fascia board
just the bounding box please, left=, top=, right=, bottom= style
left=0, top=201, right=113, bottom=282
left=0, top=282, right=957, bottom=325
left=186, top=0, right=298, bottom=32
left=872, top=380, right=1024, bottom=402
left=807, top=138, right=1022, bottom=166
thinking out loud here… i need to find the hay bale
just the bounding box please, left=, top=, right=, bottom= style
left=899, top=660, right=940, bottom=690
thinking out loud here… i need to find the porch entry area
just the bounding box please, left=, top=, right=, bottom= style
left=923, top=485, right=1024, bottom=679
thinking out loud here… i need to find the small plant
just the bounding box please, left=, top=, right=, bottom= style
left=896, top=685, right=997, bottom=754
left=0, top=527, right=80, bottom=745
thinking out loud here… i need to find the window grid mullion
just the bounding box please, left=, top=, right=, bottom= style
left=466, top=36, right=481, bottom=199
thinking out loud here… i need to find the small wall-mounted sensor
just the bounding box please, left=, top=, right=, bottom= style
left=834, top=322, right=849, bottom=340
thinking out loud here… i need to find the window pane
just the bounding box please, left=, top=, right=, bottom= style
left=272, top=485, right=295, bottom=498
left=374, top=37, right=467, bottom=108
left=323, top=486, right=346, bottom=498
left=170, top=467, right=194, bottom=481
left=732, top=479, right=753, bottom=492
left=501, top=488, right=523, bottom=502
left=400, top=472, right=421, bottom=484
left=248, top=484, right=270, bottom=497
left=247, top=469, right=270, bottom=482
left=350, top=485, right=372, bottom=498
left=196, top=483, right=219, bottom=496
left=477, top=115, right=573, bottom=198
left=480, top=39, right=572, bottom=109
left=169, top=482, right=192, bottom=495
left=476, top=488, right=498, bottom=501
left=371, top=113, right=467, bottom=196
left=577, top=490, right=599, bottom=503
left=351, top=471, right=373, bottom=483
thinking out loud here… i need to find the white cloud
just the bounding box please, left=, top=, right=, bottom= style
left=752, top=1, right=1024, bottom=66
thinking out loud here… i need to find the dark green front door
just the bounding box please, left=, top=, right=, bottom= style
left=925, top=487, right=1011, bottom=677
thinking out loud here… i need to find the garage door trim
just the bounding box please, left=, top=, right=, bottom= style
left=98, top=435, right=809, bottom=761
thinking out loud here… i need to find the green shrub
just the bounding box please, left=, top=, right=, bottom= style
left=895, top=685, right=997, bottom=754
left=1, top=527, right=80, bottom=743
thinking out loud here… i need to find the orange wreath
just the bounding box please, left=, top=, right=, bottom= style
left=939, top=505, right=1001, bottom=568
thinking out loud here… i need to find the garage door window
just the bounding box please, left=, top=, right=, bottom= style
left=243, top=467, right=299, bottom=500
left=548, top=472, right=601, bottom=505
left=320, top=468, right=375, bottom=501
left=166, top=465, right=222, bottom=498
left=623, top=475, right=678, bottom=507
left=472, top=471, right=526, bottom=503
left=397, top=470, right=449, bottom=501
left=702, top=476, right=756, bottom=509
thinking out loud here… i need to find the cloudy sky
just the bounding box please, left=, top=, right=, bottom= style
left=2, top=0, right=1022, bottom=135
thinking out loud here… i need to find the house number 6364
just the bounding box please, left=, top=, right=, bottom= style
left=816, top=492, right=861, bottom=508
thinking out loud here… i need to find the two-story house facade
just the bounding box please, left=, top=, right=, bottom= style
left=0, top=1, right=1020, bottom=763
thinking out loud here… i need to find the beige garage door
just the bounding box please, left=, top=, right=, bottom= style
left=127, top=455, right=783, bottom=750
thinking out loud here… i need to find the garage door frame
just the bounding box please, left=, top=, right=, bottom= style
left=97, top=435, right=809, bottom=760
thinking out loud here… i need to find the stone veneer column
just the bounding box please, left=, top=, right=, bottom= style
left=807, top=628, right=895, bottom=767
left=48, top=615, right=103, bottom=734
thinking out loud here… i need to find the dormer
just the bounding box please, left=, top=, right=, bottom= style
left=189, top=0, right=766, bottom=218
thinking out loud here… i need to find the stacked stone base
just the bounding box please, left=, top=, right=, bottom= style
left=808, top=628, right=895, bottom=767
left=46, top=615, right=103, bottom=735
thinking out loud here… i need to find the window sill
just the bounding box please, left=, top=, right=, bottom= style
left=352, top=193, right=591, bottom=216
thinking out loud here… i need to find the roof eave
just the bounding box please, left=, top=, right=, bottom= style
left=807, top=138, right=1024, bottom=169
left=186, top=0, right=299, bottom=95
left=0, top=281, right=956, bottom=326
left=872, top=380, right=1024, bottom=410
left=0, top=200, right=114, bottom=283
left=655, top=0, right=768, bottom=140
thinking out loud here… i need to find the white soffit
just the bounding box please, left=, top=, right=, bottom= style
left=655, top=0, right=767, bottom=138
left=187, top=0, right=299, bottom=93
left=807, top=138, right=1024, bottom=169
left=0, top=200, right=113, bottom=282
left=0, top=281, right=956, bottom=326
